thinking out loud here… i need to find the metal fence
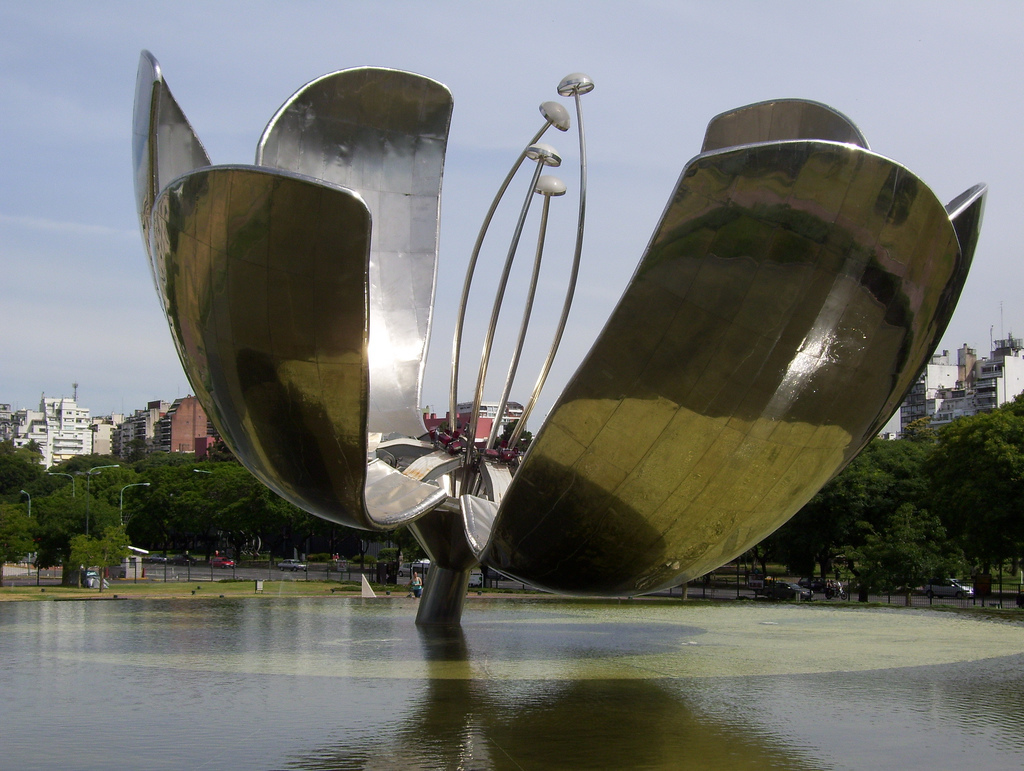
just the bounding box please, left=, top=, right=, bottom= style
left=679, top=578, right=1021, bottom=608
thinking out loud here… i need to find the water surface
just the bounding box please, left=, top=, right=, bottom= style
left=2, top=597, right=1022, bottom=770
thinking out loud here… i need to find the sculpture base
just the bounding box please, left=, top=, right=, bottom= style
left=415, top=566, right=471, bottom=626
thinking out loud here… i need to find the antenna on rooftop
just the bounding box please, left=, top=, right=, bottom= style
left=72, top=382, right=79, bottom=401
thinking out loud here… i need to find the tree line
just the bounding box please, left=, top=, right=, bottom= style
left=3, top=395, right=1023, bottom=593
left=0, top=442, right=400, bottom=587
left=751, top=395, right=1024, bottom=597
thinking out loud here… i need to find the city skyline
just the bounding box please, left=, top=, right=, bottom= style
left=3, top=2, right=1023, bottom=437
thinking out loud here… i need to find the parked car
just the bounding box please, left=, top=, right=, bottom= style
left=468, top=570, right=483, bottom=588
left=210, top=556, right=235, bottom=568
left=922, top=578, right=974, bottom=598
left=82, top=569, right=99, bottom=588
left=279, top=558, right=307, bottom=572
left=798, top=576, right=826, bottom=592
left=143, top=554, right=167, bottom=564
left=398, top=560, right=430, bottom=577
left=762, top=580, right=812, bottom=601
left=169, top=554, right=197, bottom=565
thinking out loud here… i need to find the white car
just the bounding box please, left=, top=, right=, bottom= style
left=922, top=578, right=974, bottom=598
left=398, top=560, right=430, bottom=577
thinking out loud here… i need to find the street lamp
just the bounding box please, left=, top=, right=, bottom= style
left=84, top=464, right=119, bottom=536
left=47, top=472, right=76, bottom=497
left=19, top=489, right=31, bottom=517
left=119, top=482, right=151, bottom=526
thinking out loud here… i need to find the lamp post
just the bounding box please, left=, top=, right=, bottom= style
left=84, top=464, right=119, bottom=536
left=192, top=469, right=224, bottom=575
left=47, top=472, right=76, bottom=497
left=119, top=482, right=151, bottom=526
left=20, top=489, right=36, bottom=582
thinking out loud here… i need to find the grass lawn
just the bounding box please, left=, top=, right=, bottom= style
left=0, top=579, right=378, bottom=601
left=0, top=578, right=539, bottom=602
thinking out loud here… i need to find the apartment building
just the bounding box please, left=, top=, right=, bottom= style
left=8, top=395, right=93, bottom=466
left=155, top=395, right=212, bottom=453
left=114, top=400, right=170, bottom=457
left=899, top=337, right=1024, bottom=432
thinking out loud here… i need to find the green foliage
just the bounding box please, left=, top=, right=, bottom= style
left=377, top=547, right=399, bottom=563
left=926, top=400, right=1024, bottom=569
left=131, top=451, right=197, bottom=472
left=500, top=419, right=533, bottom=451
left=0, top=503, right=36, bottom=586
left=68, top=524, right=131, bottom=589
left=848, top=503, right=964, bottom=593
left=902, top=416, right=937, bottom=443
left=2, top=445, right=389, bottom=574
left=765, top=395, right=1024, bottom=590
left=390, top=526, right=425, bottom=561
left=0, top=440, right=44, bottom=496
left=124, top=438, right=148, bottom=463
left=771, top=437, right=933, bottom=578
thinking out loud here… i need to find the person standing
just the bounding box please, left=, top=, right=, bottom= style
left=412, top=571, right=422, bottom=599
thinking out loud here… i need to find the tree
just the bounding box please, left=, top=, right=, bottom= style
left=770, top=437, right=933, bottom=580
left=124, top=438, right=148, bottom=463
left=500, top=419, right=533, bottom=452
left=29, top=484, right=87, bottom=585
left=926, top=397, right=1024, bottom=572
left=848, top=502, right=964, bottom=601
left=68, top=524, right=130, bottom=591
left=0, top=440, right=44, bottom=496
left=902, top=416, right=937, bottom=443
left=0, top=503, right=35, bottom=587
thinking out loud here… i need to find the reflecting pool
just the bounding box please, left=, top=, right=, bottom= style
left=2, top=597, right=1023, bottom=769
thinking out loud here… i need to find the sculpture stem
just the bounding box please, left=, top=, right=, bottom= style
left=486, top=190, right=555, bottom=450
left=510, top=89, right=588, bottom=448
left=415, top=565, right=472, bottom=626
left=464, top=160, right=546, bottom=485
left=449, top=122, right=553, bottom=439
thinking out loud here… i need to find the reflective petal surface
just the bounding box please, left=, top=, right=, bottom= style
left=946, top=183, right=987, bottom=271
left=149, top=165, right=444, bottom=529
left=701, top=99, right=869, bottom=152
left=257, top=68, right=453, bottom=440
left=479, top=140, right=969, bottom=595
left=132, top=50, right=210, bottom=268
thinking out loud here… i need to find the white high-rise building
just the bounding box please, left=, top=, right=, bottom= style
left=11, top=395, right=93, bottom=467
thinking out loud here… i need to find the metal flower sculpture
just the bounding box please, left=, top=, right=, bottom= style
left=134, top=51, right=985, bottom=624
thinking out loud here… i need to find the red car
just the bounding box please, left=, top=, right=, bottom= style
left=210, top=556, right=236, bottom=568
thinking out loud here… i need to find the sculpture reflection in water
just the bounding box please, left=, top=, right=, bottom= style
left=133, top=51, right=986, bottom=624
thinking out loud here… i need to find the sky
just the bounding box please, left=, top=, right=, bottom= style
left=2, top=1, right=1022, bottom=437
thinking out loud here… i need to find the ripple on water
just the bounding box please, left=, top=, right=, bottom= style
left=3, top=598, right=1024, bottom=770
